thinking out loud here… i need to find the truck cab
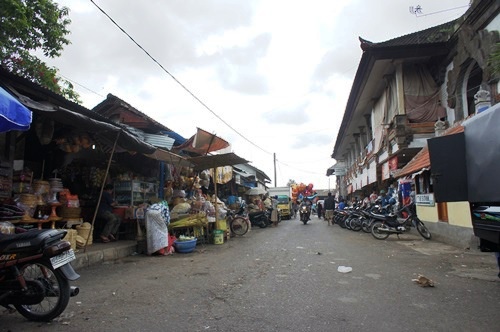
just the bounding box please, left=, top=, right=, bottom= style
left=276, top=195, right=292, bottom=220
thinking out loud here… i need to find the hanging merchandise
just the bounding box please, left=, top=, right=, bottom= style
left=35, top=117, right=55, bottom=145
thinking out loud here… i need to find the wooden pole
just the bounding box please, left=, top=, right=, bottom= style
left=84, top=131, right=120, bottom=253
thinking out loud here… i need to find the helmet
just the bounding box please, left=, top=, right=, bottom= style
left=380, top=189, right=386, bottom=194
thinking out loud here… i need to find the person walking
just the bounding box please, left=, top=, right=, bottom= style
left=316, top=201, right=323, bottom=220
left=323, top=192, right=335, bottom=226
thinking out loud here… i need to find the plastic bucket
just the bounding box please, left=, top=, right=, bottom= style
left=213, top=229, right=224, bottom=245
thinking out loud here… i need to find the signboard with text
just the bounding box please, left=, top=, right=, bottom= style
left=416, top=193, right=435, bottom=206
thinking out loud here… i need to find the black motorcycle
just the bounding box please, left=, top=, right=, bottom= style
left=299, top=205, right=311, bottom=224
left=0, top=228, right=80, bottom=321
left=248, top=209, right=270, bottom=228
left=370, top=204, right=432, bottom=240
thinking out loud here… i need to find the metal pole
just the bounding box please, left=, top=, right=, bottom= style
left=273, top=152, right=276, bottom=187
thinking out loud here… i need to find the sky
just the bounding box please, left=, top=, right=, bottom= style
left=44, top=0, right=471, bottom=191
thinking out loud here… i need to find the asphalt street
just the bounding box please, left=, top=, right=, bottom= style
left=1, top=215, right=499, bottom=332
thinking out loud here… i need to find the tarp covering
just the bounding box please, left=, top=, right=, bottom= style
left=463, top=103, right=500, bottom=202
left=173, top=127, right=230, bottom=155
left=10, top=87, right=156, bottom=154
left=188, top=152, right=248, bottom=171
left=0, top=86, right=32, bottom=132
left=144, top=148, right=193, bottom=168
left=404, top=64, right=446, bottom=123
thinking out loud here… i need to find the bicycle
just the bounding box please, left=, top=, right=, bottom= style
left=227, top=207, right=250, bottom=236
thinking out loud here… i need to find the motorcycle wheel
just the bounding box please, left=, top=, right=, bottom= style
left=371, top=221, right=390, bottom=240
left=258, top=219, right=268, bottom=228
left=14, top=261, right=70, bottom=322
left=350, top=218, right=362, bottom=232
left=230, top=217, right=249, bottom=236
left=361, top=218, right=372, bottom=233
left=415, top=218, right=432, bottom=240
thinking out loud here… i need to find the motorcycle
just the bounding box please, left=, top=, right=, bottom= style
left=370, top=204, right=432, bottom=240
left=0, top=228, right=80, bottom=321
left=299, top=205, right=311, bottom=224
left=247, top=209, right=270, bottom=228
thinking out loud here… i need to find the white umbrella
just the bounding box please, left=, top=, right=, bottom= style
left=245, top=187, right=266, bottom=196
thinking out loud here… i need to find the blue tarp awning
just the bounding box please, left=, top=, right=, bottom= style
left=0, top=86, right=32, bottom=133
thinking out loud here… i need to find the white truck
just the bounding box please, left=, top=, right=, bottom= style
left=268, top=186, right=293, bottom=220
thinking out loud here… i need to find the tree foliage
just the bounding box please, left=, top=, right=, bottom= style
left=0, top=0, right=80, bottom=102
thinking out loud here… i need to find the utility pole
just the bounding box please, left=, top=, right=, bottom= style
left=273, top=152, right=277, bottom=187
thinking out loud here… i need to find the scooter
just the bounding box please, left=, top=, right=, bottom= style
left=0, top=228, right=80, bottom=321
left=299, top=205, right=311, bottom=225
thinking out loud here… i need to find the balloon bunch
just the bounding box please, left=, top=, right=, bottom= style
left=291, top=183, right=314, bottom=202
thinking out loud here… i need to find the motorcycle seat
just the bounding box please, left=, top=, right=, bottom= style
left=0, top=229, right=66, bottom=253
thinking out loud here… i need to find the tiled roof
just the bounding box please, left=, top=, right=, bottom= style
left=360, top=20, right=458, bottom=50
left=396, top=124, right=464, bottom=178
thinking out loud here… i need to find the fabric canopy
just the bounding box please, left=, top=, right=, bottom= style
left=0, top=86, right=32, bottom=132
left=173, top=127, right=230, bottom=155
left=188, top=152, right=248, bottom=171
left=144, top=148, right=193, bottom=168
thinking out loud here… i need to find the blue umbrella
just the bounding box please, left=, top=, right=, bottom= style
left=0, top=86, right=32, bottom=133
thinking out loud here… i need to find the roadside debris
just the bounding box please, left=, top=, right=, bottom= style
left=412, top=274, right=435, bottom=287
left=337, top=266, right=352, bottom=273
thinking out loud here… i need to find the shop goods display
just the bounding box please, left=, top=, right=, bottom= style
left=0, top=204, right=25, bottom=221
left=48, top=178, right=64, bottom=203
left=168, top=212, right=208, bottom=230
left=174, top=235, right=197, bottom=253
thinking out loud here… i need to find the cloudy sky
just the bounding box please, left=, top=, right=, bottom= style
left=45, top=0, right=470, bottom=191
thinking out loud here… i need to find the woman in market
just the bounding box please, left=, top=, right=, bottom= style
left=145, top=198, right=171, bottom=256
left=97, top=184, right=121, bottom=243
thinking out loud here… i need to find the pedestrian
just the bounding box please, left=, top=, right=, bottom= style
left=317, top=201, right=323, bottom=219
left=323, top=192, right=335, bottom=225
left=97, top=184, right=121, bottom=243
left=270, top=195, right=279, bottom=227
left=369, top=190, right=378, bottom=204
left=292, top=200, right=299, bottom=219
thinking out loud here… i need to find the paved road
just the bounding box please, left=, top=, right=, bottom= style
left=2, top=216, right=499, bottom=331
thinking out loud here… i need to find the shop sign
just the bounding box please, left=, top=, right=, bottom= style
left=334, top=167, right=346, bottom=176
left=415, top=193, right=435, bottom=206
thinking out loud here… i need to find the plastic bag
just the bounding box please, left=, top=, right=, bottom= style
left=337, top=266, right=352, bottom=273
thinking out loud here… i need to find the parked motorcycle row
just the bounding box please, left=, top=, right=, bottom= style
left=330, top=202, right=432, bottom=240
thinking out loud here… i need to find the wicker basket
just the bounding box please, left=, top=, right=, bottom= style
left=76, top=222, right=93, bottom=245
left=63, top=229, right=77, bottom=250
left=59, top=207, right=82, bottom=219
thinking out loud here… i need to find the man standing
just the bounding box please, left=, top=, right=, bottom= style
left=323, top=192, right=335, bottom=226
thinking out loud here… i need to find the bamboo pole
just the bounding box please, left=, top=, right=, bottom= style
left=84, top=131, right=120, bottom=253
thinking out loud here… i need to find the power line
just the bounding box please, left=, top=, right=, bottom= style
left=88, top=0, right=272, bottom=155
left=59, top=73, right=105, bottom=98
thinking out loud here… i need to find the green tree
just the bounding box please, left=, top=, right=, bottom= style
left=0, top=0, right=80, bottom=102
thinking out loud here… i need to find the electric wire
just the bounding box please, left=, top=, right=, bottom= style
left=89, top=0, right=271, bottom=155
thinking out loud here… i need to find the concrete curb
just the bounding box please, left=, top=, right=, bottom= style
left=72, top=240, right=137, bottom=270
